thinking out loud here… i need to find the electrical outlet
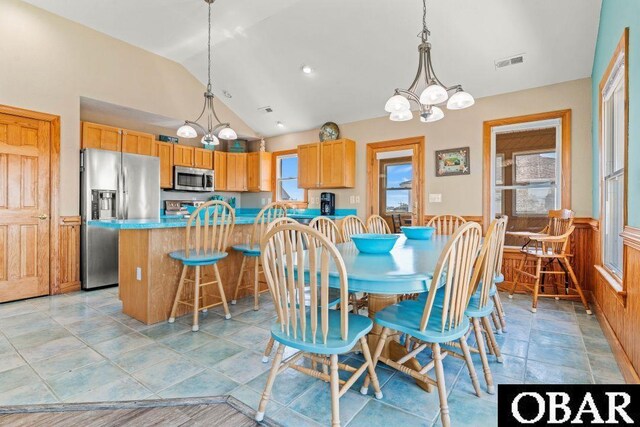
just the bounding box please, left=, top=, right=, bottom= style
left=355, top=196, right=360, bottom=203
left=136, top=267, right=142, bottom=281
left=429, top=193, right=442, bottom=203
left=261, top=198, right=266, bottom=205
left=349, top=196, right=355, bottom=204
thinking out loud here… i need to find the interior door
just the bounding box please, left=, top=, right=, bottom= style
left=0, top=112, right=50, bottom=302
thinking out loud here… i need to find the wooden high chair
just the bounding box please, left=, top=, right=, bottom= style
left=168, top=201, right=235, bottom=332
left=507, top=209, right=591, bottom=314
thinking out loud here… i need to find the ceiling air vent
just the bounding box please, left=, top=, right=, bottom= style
left=257, top=106, right=274, bottom=114
left=494, top=54, right=525, bottom=69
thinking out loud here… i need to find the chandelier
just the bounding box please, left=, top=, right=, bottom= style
left=177, top=0, right=237, bottom=145
left=384, top=0, right=474, bottom=123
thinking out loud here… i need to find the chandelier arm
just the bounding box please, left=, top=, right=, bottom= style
left=426, top=49, right=447, bottom=88
left=212, top=123, right=230, bottom=133
left=185, top=120, right=207, bottom=135
left=407, top=49, right=425, bottom=93
left=396, top=89, right=421, bottom=105
left=209, top=96, right=225, bottom=126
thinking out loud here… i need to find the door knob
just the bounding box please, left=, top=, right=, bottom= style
left=32, top=214, right=48, bottom=220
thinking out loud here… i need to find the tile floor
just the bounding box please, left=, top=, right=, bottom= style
left=0, top=289, right=625, bottom=426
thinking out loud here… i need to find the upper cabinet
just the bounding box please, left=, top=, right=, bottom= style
left=247, top=152, right=272, bottom=192
left=194, top=147, right=213, bottom=169
left=226, top=153, right=247, bottom=191
left=122, top=130, right=154, bottom=155
left=214, top=151, right=227, bottom=191
left=298, top=139, right=355, bottom=189
left=173, top=145, right=195, bottom=167
left=81, top=122, right=121, bottom=151
left=154, top=141, right=174, bottom=189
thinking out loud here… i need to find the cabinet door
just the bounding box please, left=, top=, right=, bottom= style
left=194, top=148, right=213, bottom=169
left=259, top=152, right=272, bottom=191
left=214, top=151, right=227, bottom=191
left=154, top=141, right=174, bottom=188
left=122, top=130, right=154, bottom=155
left=174, top=145, right=194, bottom=167
left=297, top=143, right=320, bottom=188
left=247, top=152, right=259, bottom=191
left=81, top=122, right=121, bottom=151
left=320, top=141, right=343, bottom=188
left=237, top=153, right=247, bottom=191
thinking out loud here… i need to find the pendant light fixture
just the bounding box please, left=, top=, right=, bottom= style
left=384, top=0, right=474, bottom=123
left=177, top=0, right=237, bottom=145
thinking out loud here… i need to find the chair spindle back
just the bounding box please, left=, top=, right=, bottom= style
left=427, top=214, right=467, bottom=235
left=249, top=202, right=288, bottom=247
left=494, top=215, right=508, bottom=279
left=542, top=209, right=574, bottom=255
left=340, top=215, right=366, bottom=242
left=366, top=215, right=391, bottom=234
left=309, top=216, right=340, bottom=244
left=185, top=201, right=235, bottom=258
left=261, top=224, right=350, bottom=345
left=471, top=217, right=507, bottom=310
left=420, top=222, right=482, bottom=333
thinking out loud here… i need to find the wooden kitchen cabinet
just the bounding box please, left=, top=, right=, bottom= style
left=122, top=129, right=154, bottom=155
left=154, top=141, right=174, bottom=188
left=81, top=122, right=121, bottom=151
left=173, top=145, right=195, bottom=167
left=214, top=151, right=227, bottom=191
left=297, top=143, right=320, bottom=188
left=247, top=152, right=272, bottom=192
left=226, top=153, right=247, bottom=191
left=194, top=147, right=213, bottom=169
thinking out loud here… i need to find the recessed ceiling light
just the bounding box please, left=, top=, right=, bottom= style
left=223, top=90, right=232, bottom=98
left=276, top=121, right=285, bottom=128
left=301, top=65, right=313, bottom=74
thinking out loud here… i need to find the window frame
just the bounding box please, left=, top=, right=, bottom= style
left=383, top=161, right=413, bottom=214
left=510, top=148, right=559, bottom=218
left=271, top=149, right=308, bottom=207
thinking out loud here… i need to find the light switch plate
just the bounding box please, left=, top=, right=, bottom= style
left=355, top=196, right=360, bottom=203
left=429, top=193, right=442, bottom=203
left=349, top=196, right=355, bottom=204
left=136, top=267, right=142, bottom=281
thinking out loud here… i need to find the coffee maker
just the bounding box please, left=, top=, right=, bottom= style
left=320, top=192, right=336, bottom=216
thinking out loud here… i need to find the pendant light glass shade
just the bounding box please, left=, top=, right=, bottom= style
left=201, top=133, right=220, bottom=146
left=446, top=90, right=475, bottom=110
left=218, top=127, right=237, bottom=140
left=420, top=106, right=444, bottom=123
left=390, top=110, right=413, bottom=122
left=384, top=94, right=411, bottom=113
left=419, top=83, right=448, bottom=105
left=177, top=124, right=198, bottom=138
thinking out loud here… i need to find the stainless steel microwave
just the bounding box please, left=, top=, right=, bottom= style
left=174, top=166, right=214, bottom=192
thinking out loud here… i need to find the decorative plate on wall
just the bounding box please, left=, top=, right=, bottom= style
left=319, top=122, right=340, bottom=142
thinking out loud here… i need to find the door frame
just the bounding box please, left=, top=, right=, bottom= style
left=0, top=104, right=61, bottom=295
left=366, top=136, right=425, bottom=225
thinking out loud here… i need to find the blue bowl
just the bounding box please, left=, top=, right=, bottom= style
left=401, top=226, right=436, bottom=240
left=350, top=234, right=399, bottom=254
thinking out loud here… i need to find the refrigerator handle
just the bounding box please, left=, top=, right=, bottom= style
left=116, top=169, right=122, bottom=220
left=123, top=167, right=129, bottom=219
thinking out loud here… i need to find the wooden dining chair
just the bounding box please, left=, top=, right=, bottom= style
left=507, top=209, right=591, bottom=314
left=340, top=215, right=366, bottom=242
left=168, top=201, right=235, bottom=331
left=427, top=214, right=467, bottom=235
left=366, top=214, right=392, bottom=234
left=309, top=216, right=341, bottom=244
left=363, top=222, right=483, bottom=427
left=255, top=223, right=383, bottom=426
left=491, top=215, right=508, bottom=333
left=231, top=202, right=288, bottom=310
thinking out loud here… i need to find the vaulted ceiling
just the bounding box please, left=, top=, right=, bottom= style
left=23, top=0, right=602, bottom=136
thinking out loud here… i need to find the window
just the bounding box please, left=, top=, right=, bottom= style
left=274, top=151, right=306, bottom=204
left=601, top=45, right=626, bottom=279
left=384, top=162, right=413, bottom=213
left=512, top=150, right=557, bottom=216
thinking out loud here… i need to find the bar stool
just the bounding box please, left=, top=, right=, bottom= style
left=366, top=214, right=391, bottom=234
left=231, top=202, right=288, bottom=310
left=168, top=201, right=235, bottom=332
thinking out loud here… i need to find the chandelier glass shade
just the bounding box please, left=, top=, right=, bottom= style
left=178, top=0, right=237, bottom=145
left=385, top=0, right=474, bottom=123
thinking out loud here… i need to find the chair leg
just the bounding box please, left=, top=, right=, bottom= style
left=262, top=337, right=275, bottom=363
left=232, top=256, right=246, bottom=305
left=493, top=293, right=507, bottom=332
left=192, top=266, right=201, bottom=332
left=561, top=257, right=592, bottom=315
left=459, top=336, right=481, bottom=397
left=256, top=344, right=285, bottom=422
left=473, top=317, right=494, bottom=394
left=253, top=257, right=260, bottom=311
left=361, top=327, right=389, bottom=393
left=213, top=264, right=231, bottom=320
left=358, top=336, right=383, bottom=399
left=432, top=343, right=450, bottom=427
left=509, top=254, right=527, bottom=298
left=329, top=354, right=340, bottom=427
left=482, top=316, right=503, bottom=363
left=491, top=310, right=502, bottom=334
left=168, top=264, right=188, bottom=323
left=532, top=258, right=542, bottom=313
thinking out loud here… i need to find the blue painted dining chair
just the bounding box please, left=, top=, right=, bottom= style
left=363, top=222, right=483, bottom=427
left=255, top=223, right=383, bottom=427
left=168, top=200, right=235, bottom=332
left=231, top=202, right=287, bottom=310
left=491, top=215, right=509, bottom=333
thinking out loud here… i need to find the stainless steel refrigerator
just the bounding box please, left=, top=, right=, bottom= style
left=80, top=148, right=160, bottom=290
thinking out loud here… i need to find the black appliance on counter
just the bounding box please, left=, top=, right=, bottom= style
left=320, top=192, right=336, bottom=216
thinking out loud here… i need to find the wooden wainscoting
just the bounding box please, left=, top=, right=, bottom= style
left=52, top=216, right=81, bottom=294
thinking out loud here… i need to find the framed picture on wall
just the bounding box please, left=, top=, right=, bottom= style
left=435, top=147, right=470, bottom=177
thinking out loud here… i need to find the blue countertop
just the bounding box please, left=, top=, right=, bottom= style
left=88, top=216, right=257, bottom=229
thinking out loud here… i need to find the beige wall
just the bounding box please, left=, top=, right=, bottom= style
left=266, top=78, right=593, bottom=218
left=0, top=0, right=255, bottom=216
